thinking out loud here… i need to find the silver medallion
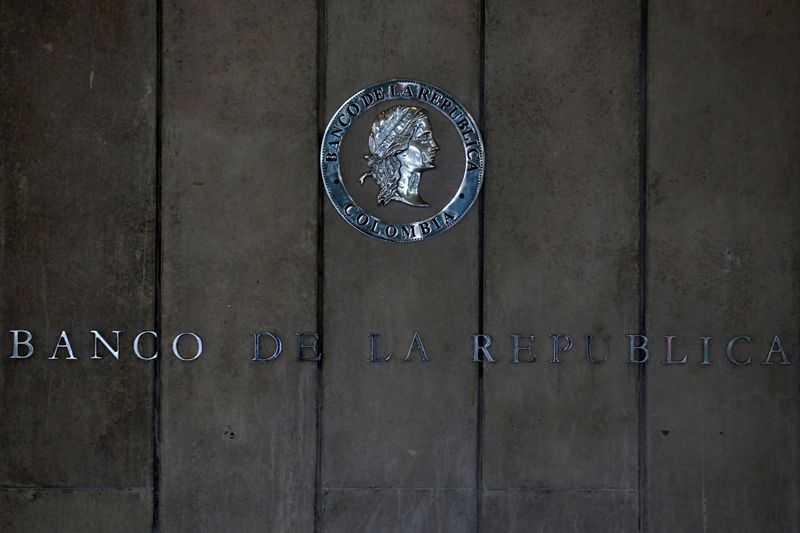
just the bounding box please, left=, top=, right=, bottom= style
left=320, top=80, right=485, bottom=242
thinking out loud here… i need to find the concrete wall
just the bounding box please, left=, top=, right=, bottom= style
left=2, top=1, right=797, bottom=531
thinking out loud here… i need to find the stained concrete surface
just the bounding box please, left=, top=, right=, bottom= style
left=320, top=488, right=475, bottom=533
left=0, top=489, right=152, bottom=533
left=482, top=489, right=638, bottom=533
left=0, top=0, right=156, bottom=507
left=159, top=0, right=319, bottom=531
left=482, top=1, right=640, bottom=529
left=646, top=1, right=800, bottom=531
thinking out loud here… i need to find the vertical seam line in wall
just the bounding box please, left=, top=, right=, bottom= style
left=151, top=0, right=163, bottom=531
left=637, top=1, right=649, bottom=532
left=314, top=0, right=327, bottom=531
left=476, top=0, right=487, bottom=531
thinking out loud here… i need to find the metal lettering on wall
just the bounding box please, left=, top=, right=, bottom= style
left=321, top=80, right=485, bottom=242
left=7, top=329, right=795, bottom=368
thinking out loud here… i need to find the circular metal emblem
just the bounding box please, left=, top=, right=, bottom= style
left=320, top=80, right=485, bottom=242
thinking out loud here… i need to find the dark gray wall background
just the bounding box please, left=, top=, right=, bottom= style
left=1, top=1, right=798, bottom=532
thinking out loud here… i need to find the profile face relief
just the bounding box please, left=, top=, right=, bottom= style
left=359, top=105, right=439, bottom=207
left=401, top=115, right=438, bottom=170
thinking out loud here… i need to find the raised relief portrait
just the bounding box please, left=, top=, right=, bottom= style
left=359, top=105, right=439, bottom=207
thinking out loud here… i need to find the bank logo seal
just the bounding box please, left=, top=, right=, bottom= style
left=321, top=80, right=485, bottom=242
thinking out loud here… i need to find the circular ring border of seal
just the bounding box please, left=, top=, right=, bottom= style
left=320, top=80, right=485, bottom=243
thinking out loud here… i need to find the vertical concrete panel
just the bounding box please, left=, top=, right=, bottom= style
left=0, top=490, right=151, bottom=533
left=0, top=0, right=155, bottom=526
left=322, top=488, right=475, bottom=533
left=483, top=0, right=641, bottom=528
left=321, top=0, right=480, bottom=527
left=482, top=490, right=638, bottom=533
left=647, top=2, right=800, bottom=531
left=160, top=0, right=318, bottom=530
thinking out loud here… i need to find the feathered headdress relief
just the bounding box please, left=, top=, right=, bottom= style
left=359, top=105, right=426, bottom=206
